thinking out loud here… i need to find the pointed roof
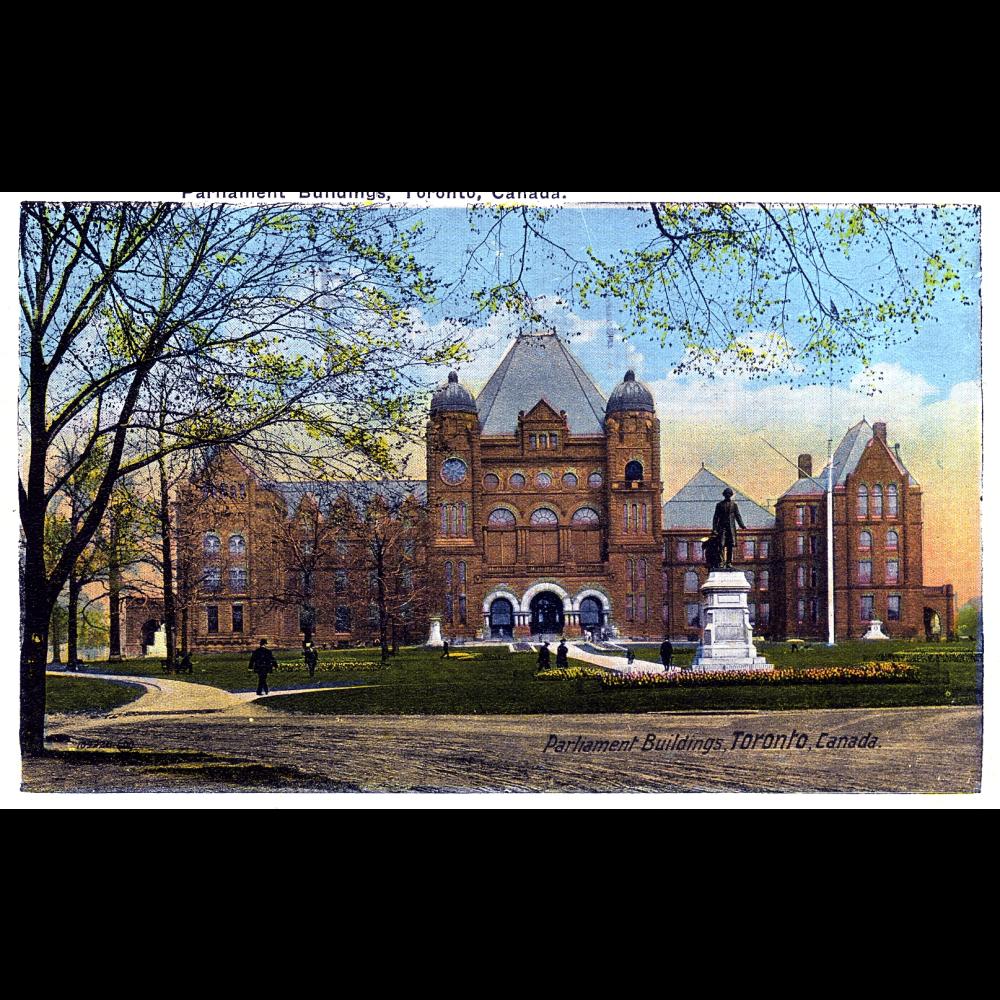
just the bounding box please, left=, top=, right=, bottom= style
left=782, top=419, right=918, bottom=497
left=663, top=467, right=775, bottom=530
left=475, top=330, right=608, bottom=436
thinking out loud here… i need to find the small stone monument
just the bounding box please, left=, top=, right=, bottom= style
left=690, top=570, right=772, bottom=672
left=862, top=619, right=889, bottom=640
left=146, top=625, right=168, bottom=658
left=425, top=617, right=445, bottom=648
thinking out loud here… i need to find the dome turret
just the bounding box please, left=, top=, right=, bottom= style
left=430, top=371, right=477, bottom=415
left=606, top=370, right=654, bottom=416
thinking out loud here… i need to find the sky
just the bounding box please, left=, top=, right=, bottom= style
left=406, top=204, right=983, bottom=606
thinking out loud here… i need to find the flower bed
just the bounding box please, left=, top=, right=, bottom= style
left=601, top=662, right=918, bottom=688
left=537, top=667, right=609, bottom=681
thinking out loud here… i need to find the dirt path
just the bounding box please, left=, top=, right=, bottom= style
left=27, top=700, right=983, bottom=794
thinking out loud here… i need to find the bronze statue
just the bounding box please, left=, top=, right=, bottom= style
left=703, top=532, right=723, bottom=571
left=712, top=488, right=746, bottom=569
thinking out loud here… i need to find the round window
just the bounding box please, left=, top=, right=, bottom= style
left=510, top=473, right=526, bottom=488
left=536, top=472, right=552, bottom=488
left=588, top=472, right=604, bottom=489
left=562, top=472, right=578, bottom=489
left=441, top=458, right=468, bottom=485
left=483, top=474, right=500, bottom=490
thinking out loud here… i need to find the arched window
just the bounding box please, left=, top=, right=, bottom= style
left=535, top=472, right=552, bottom=488
left=483, top=474, right=500, bottom=490
left=623, top=505, right=630, bottom=532
left=458, top=502, right=467, bottom=537
left=588, top=472, right=604, bottom=489
left=797, top=566, right=806, bottom=588
left=530, top=508, right=559, bottom=527
left=458, top=562, right=467, bottom=587
left=632, top=503, right=638, bottom=532
left=857, top=485, right=869, bottom=518
left=335, top=571, right=347, bottom=595
left=684, top=571, right=699, bottom=594
left=859, top=531, right=872, bottom=550
left=204, top=532, right=221, bottom=556
left=626, top=559, right=635, bottom=588
left=488, top=508, right=516, bottom=528
left=444, top=562, right=453, bottom=588
left=440, top=506, right=448, bottom=535
left=229, top=535, right=246, bottom=557
left=642, top=504, right=648, bottom=532
left=449, top=504, right=458, bottom=535
left=872, top=485, right=883, bottom=518
left=887, top=484, right=898, bottom=517
left=625, top=461, right=644, bottom=482
left=572, top=507, right=601, bottom=526
left=510, top=473, right=526, bottom=488
left=887, top=530, right=899, bottom=551
left=638, top=559, right=647, bottom=582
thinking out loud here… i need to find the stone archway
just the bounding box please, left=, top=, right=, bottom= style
left=489, top=597, right=515, bottom=639
left=924, top=608, right=942, bottom=641
left=529, top=592, right=565, bottom=636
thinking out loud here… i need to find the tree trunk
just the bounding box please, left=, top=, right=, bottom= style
left=21, top=500, right=53, bottom=755
left=376, top=545, right=389, bottom=664
left=67, top=571, right=80, bottom=667
left=108, top=519, right=122, bottom=660
left=50, top=612, right=62, bottom=665
left=158, top=454, right=176, bottom=667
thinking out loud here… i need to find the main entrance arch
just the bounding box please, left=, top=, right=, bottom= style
left=530, top=592, right=565, bottom=635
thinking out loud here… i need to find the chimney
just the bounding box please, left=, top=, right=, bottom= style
left=874, top=421, right=887, bottom=442
left=894, top=443, right=902, bottom=461
left=798, top=454, right=812, bottom=479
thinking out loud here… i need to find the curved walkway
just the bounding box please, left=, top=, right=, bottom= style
left=45, top=670, right=374, bottom=731
left=564, top=643, right=665, bottom=675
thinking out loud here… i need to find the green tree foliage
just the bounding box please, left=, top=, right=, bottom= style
left=19, top=201, right=460, bottom=752
left=464, top=202, right=978, bottom=381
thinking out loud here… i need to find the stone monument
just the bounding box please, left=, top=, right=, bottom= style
left=690, top=570, right=772, bottom=672
left=862, top=619, right=889, bottom=640
left=146, top=624, right=168, bottom=658
left=425, top=617, right=445, bottom=648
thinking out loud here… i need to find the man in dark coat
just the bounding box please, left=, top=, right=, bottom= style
left=660, top=638, right=673, bottom=670
left=249, top=639, right=277, bottom=696
left=537, top=641, right=551, bottom=672
left=556, top=639, right=569, bottom=669
left=712, top=488, right=746, bottom=569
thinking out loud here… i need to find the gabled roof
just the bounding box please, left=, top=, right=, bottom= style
left=663, top=467, right=775, bottom=530
left=782, top=419, right=919, bottom=497
left=475, top=330, right=608, bottom=436
left=266, top=480, right=427, bottom=516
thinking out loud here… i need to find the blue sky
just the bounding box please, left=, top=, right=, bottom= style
left=412, top=204, right=982, bottom=399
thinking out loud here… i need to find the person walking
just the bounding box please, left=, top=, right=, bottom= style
left=660, top=638, right=673, bottom=670
left=537, top=641, right=551, bottom=672
left=249, top=639, right=277, bottom=696
left=442, top=640, right=451, bottom=659
left=556, top=639, right=569, bottom=669
left=179, top=651, right=193, bottom=675
left=626, top=648, right=636, bottom=668
left=303, top=641, right=318, bottom=678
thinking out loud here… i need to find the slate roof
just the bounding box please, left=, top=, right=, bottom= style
left=475, top=330, right=608, bottom=436
left=265, top=480, right=427, bottom=516
left=662, top=467, right=776, bottom=530
left=781, top=419, right=919, bottom=497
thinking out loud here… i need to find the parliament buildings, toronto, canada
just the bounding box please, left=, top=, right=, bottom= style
left=122, top=329, right=957, bottom=655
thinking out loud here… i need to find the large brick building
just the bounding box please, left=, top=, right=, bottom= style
left=127, top=329, right=955, bottom=654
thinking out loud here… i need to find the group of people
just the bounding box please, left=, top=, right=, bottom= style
left=537, top=637, right=675, bottom=671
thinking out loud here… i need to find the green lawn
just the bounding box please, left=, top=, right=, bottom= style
left=87, top=640, right=979, bottom=715
left=46, top=676, right=145, bottom=715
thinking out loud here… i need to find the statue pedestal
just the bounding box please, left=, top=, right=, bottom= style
left=862, top=619, right=889, bottom=640
left=691, top=570, right=773, bottom=673
left=425, top=618, right=445, bottom=648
